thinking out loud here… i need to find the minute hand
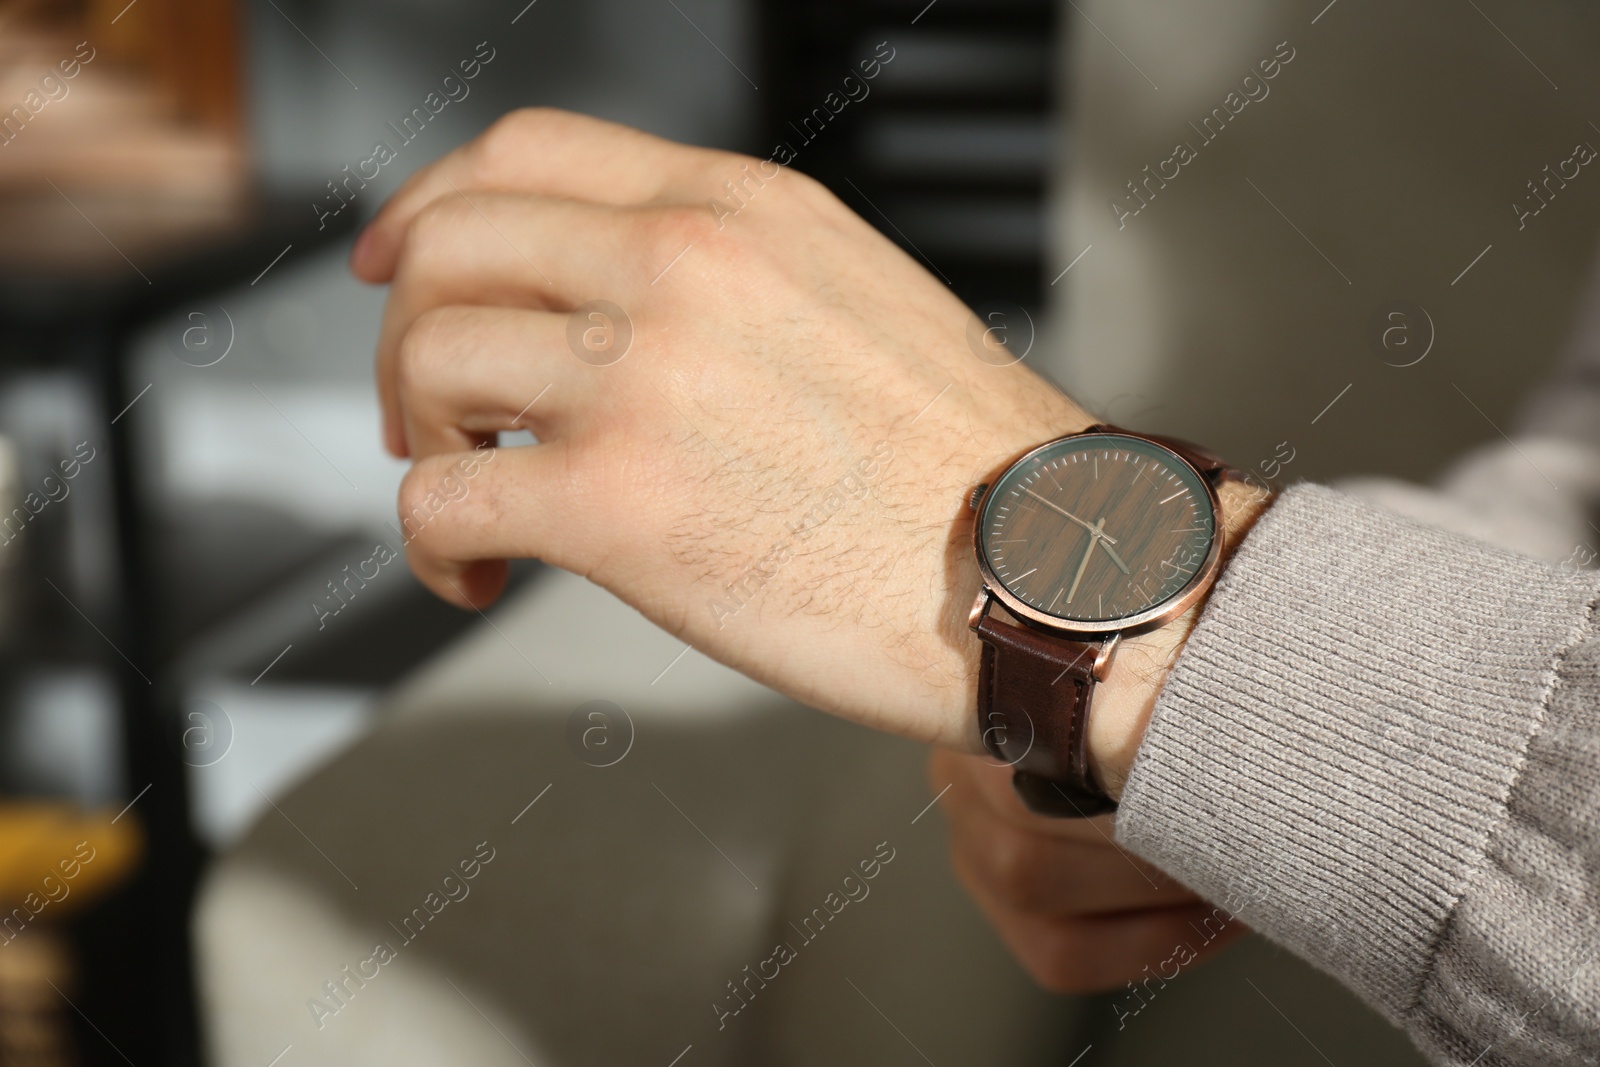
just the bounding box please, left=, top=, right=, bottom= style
left=1020, top=487, right=1119, bottom=546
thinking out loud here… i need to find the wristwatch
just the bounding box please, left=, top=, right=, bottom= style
left=968, top=424, right=1247, bottom=818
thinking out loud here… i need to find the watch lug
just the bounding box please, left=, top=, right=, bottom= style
left=1092, top=631, right=1121, bottom=681
left=968, top=589, right=993, bottom=631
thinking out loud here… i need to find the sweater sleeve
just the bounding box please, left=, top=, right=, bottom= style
left=1114, top=483, right=1600, bottom=1067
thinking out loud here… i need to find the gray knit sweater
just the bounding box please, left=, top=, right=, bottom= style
left=1116, top=273, right=1600, bottom=1063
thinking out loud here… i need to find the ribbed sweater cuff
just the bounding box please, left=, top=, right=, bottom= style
left=1115, top=483, right=1600, bottom=1019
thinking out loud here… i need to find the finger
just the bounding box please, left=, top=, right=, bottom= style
left=395, top=306, right=584, bottom=459
left=374, top=193, right=662, bottom=455
left=396, top=440, right=617, bottom=608
left=352, top=108, right=730, bottom=282
left=943, top=799, right=1191, bottom=916
left=978, top=895, right=1248, bottom=994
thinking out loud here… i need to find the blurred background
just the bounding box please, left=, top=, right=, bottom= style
left=0, top=0, right=1595, bottom=1064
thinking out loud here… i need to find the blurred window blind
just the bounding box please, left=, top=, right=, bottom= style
left=759, top=0, right=1059, bottom=312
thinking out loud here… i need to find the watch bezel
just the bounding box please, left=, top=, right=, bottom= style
left=971, top=430, right=1225, bottom=638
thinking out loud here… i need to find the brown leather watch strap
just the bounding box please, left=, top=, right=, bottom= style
left=975, top=603, right=1118, bottom=818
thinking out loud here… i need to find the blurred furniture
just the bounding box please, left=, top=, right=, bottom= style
left=0, top=930, right=75, bottom=1067
left=0, top=805, right=141, bottom=1067
left=195, top=568, right=1092, bottom=1067
left=0, top=200, right=362, bottom=1066
left=0, top=3, right=361, bottom=1064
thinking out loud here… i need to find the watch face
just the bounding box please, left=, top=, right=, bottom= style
left=977, top=433, right=1218, bottom=629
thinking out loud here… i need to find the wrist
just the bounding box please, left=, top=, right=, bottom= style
left=1088, top=477, right=1275, bottom=799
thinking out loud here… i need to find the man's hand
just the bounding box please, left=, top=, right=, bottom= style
left=930, top=748, right=1245, bottom=993
left=351, top=108, right=1097, bottom=750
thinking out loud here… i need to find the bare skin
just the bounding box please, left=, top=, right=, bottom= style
left=352, top=108, right=1270, bottom=992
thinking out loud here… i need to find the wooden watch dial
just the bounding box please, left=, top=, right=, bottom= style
left=976, top=434, right=1218, bottom=629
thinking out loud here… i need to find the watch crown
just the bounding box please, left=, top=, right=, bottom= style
left=968, top=483, right=989, bottom=511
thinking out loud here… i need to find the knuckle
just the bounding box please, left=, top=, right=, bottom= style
left=653, top=201, right=722, bottom=248
left=490, top=106, right=559, bottom=142
left=783, top=166, right=836, bottom=208
left=412, top=197, right=453, bottom=239
left=703, top=148, right=765, bottom=181
left=698, top=153, right=821, bottom=222
left=473, top=107, right=553, bottom=174
left=402, top=197, right=468, bottom=265
left=638, top=201, right=748, bottom=281
left=396, top=308, right=452, bottom=396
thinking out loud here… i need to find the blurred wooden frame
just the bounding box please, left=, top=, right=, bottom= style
left=0, top=0, right=252, bottom=269
left=1, top=0, right=245, bottom=140
left=91, top=0, right=245, bottom=139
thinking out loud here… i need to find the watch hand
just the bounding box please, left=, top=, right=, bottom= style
left=1097, top=534, right=1132, bottom=575
left=1021, top=487, right=1119, bottom=545
left=1065, top=519, right=1102, bottom=604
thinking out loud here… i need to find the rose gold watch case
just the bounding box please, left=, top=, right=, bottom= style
left=969, top=429, right=1226, bottom=640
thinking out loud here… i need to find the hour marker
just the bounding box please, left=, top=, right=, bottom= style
left=1158, top=489, right=1187, bottom=504
left=1046, top=465, right=1064, bottom=492
left=1048, top=587, right=1064, bottom=610
left=1097, top=593, right=1103, bottom=616
left=1015, top=568, right=1037, bottom=580
left=1093, top=456, right=1098, bottom=479
left=992, top=539, right=1028, bottom=543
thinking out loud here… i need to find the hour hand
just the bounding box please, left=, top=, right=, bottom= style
left=1098, top=538, right=1131, bottom=575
